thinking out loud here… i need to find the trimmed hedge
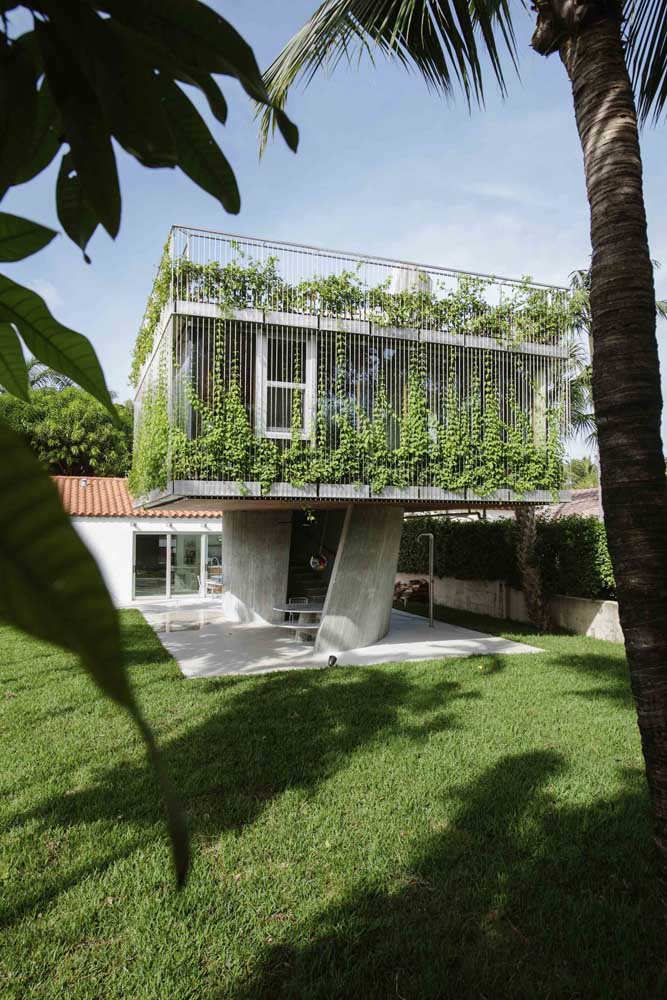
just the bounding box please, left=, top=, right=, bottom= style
left=398, top=517, right=519, bottom=586
left=398, top=514, right=615, bottom=601
left=535, top=515, right=615, bottom=600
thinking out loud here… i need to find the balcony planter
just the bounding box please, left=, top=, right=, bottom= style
left=419, top=487, right=465, bottom=502
left=173, top=480, right=261, bottom=498
left=319, top=483, right=370, bottom=500
left=370, top=486, right=420, bottom=501
left=319, top=316, right=370, bottom=335
left=267, top=482, right=318, bottom=498
left=466, top=489, right=511, bottom=502
left=508, top=489, right=553, bottom=503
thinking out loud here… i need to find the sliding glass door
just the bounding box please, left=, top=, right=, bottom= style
left=133, top=532, right=210, bottom=599
left=170, top=534, right=202, bottom=595
left=134, top=534, right=168, bottom=597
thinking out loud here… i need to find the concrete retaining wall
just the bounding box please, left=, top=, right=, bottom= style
left=552, top=594, right=622, bottom=643
left=395, top=572, right=623, bottom=642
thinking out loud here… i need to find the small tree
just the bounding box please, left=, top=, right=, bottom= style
left=0, top=387, right=133, bottom=476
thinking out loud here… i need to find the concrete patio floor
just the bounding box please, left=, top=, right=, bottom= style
left=137, top=600, right=541, bottom=677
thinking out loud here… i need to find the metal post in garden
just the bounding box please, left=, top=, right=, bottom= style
left=418, top=532, right=435, bottom=628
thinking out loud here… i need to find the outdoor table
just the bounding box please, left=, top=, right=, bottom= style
left=272, top=602, right=325, bottom=614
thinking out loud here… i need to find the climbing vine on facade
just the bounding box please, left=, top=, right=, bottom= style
left=130, top=251, right=569, bottom=499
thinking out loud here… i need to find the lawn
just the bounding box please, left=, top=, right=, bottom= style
left=1, top=607, right=665, bottom=999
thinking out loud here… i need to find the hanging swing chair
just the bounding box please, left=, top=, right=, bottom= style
left=309, top=513, right=329, bottom=572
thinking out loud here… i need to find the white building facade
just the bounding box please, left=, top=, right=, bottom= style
left=55, top=477, right=222, bottom=607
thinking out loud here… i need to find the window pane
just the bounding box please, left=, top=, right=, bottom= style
left=267, top=385, right=296, bottom=430
left=268, top=332, right=305, bottom=382
left=134, top=534, right=167, bottom=597
left=170, top=534, right=201, bottom=595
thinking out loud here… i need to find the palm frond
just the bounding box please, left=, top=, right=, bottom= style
left=27, top=357, right=74, bottom=391
left=258, top=0, right=518, bottom=152
left=626, top=0, right=667, bottom=124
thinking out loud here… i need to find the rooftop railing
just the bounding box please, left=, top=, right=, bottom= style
left=130, top=228, right=574, bottom=506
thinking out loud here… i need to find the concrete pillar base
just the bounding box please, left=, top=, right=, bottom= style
left=315, top=504, right=404, bottom=654
left=221, top=510, right=291, bottom=624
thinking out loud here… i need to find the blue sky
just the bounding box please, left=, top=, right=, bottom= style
left=5, top=2, right=667, bottom=455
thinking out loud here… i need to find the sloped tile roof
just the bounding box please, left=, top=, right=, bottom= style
left=52, top=477, right=223, bottom=519
left=541, top=487, right=602, bottom=521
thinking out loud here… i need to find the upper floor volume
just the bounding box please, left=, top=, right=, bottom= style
left=129, top=226, right=575, bottom=509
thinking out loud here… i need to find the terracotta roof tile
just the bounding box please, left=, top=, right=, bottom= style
left=541, top=487, right=602, bottom=522
left=52, top=477, right=223, bottom=518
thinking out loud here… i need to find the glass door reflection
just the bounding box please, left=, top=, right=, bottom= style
left=170, top=534, right=202, bottom=595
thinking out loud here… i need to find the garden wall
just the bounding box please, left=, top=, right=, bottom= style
left=395, top=572, right=623, bottom=642
left=396, top=513, right=622, bottom=641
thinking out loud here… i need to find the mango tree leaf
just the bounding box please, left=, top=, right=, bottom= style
left=56, top=154, right=98, bottom=261
left=0, top=274, right=115, bottom=418
left=0, top=324, right=29, bottom=400
left=98, top=0, right=299, bottom=150
left=46, top=9, right=177, bottom=170
left=0, top=213, right=57, bottom=263
left=35, top=20, right=121, bottom=239
left=0, top=423, right=189, bottom=886
left=12, top=80, right=63, bottom=187
left=159, top=80, right=240, bottom=213
left=0, top=34, right=39, bottom=197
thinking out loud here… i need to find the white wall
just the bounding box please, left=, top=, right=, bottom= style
left=72, top=517, right=223, bottom=608
left=73, top=517, right=134, bottom=606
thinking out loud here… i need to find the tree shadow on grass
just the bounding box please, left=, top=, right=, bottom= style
left=231, top=752, right=664, bottom=1000
left=2, top=666, right=475, bottom=925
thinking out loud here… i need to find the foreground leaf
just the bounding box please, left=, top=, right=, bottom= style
left=35, top=19, right=121, bottom=239
left=0, top=212, right=57, bottom=262
left=160, top=80, right=240, bottom=213
left=56, top=154, right=98, bottom=260
left=0, top=34, right=39, bottom=197
left=0, top=324, right=29, bottom=400
left=0, top=274, right=115, bottom=417
left=0, top=423, right=189, bottom=885
left=12, top=80, right=63, bottom=187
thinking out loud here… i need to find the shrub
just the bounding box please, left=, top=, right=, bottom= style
left=398, top=516, right=519, bottom=586
left=536, top=515, right=615, bottom=600
left=397, top=513, right=615, bottom=601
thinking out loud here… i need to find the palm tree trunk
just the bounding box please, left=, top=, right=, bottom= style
left=559, top=19, right=667, bottom=900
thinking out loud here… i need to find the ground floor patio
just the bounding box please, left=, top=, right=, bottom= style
left=137, top=600, right=541, bottom=676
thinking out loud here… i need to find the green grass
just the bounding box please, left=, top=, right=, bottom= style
left=1, top=607, right=665, bottom=999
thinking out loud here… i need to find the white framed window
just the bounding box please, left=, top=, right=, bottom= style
left=255, top=329, right=316, bottom=439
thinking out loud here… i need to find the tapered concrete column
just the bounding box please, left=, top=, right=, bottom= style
left=315, top=505, right=404, bottom=654
left=221, top=510, right=291, bottom=624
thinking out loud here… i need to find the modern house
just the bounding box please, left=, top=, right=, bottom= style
left=130, top=228, right=572, bottom=650
left=55, top=476, right=223, bottom=606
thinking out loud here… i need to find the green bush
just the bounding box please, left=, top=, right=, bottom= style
left=536, top=515, right=615, bottom=600
left=398, top=516, right=519, bottom=586
left=398, top=514, right=615, bottom=601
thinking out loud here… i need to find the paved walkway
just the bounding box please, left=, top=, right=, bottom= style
left=137, top=600, right=541, bottom=677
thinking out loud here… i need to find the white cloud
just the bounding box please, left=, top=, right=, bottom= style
left=29, top=279, right=64, bottom=314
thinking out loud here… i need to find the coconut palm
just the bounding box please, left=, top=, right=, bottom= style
left=260, top=1, right=667, bottom=901
left=567, top=263, right=667, bottom=450
left=26, top=357, right=75, bottom=391
left=0, top=357, right=74, bottom=394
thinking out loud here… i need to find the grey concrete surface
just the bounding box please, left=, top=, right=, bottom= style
left=220, top=509, right=292, bottom=623
left=137, top=603, right=542, bottom=677
left=315, top=504, right=404, bottom=654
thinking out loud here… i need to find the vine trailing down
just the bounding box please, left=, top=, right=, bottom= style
left=129, top=237, right=575, bottom=500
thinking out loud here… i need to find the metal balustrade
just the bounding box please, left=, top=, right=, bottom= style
left=131, top=226, right=573, bottom=507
